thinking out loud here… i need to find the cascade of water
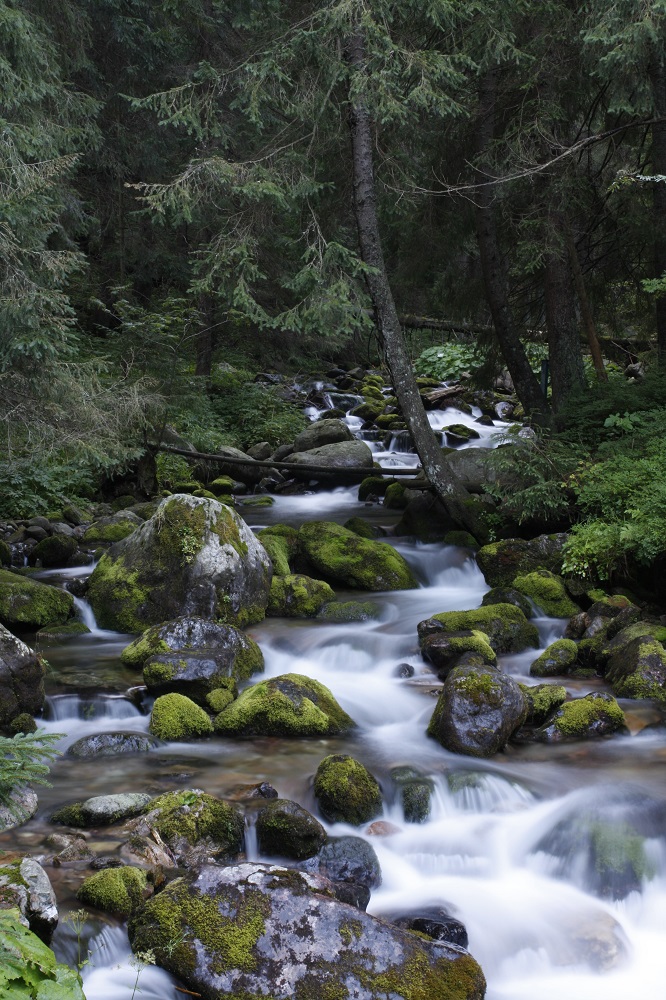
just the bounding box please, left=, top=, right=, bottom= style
left=80, top=925, right=181, bottom=1000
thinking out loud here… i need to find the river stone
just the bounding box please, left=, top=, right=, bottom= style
left=143, top=642, right=262, bottom=705
left=519, top=684, right=567, bottom=727
left=427, top=665, right=528, bottom=757
left=82, top=511, right=143, bottom=545
left=125, top=789, right=244, bottom=868
left=292, top=418, right=354, bottom=452
left=87, top=495, right=272, bottom=632
left=121, top=615, right=263, bottom=679
left=476, top=534, right=568, bottom=587
left=77, top=866, right=150, bottom=917
left=149, top=692, right=214, bottom=741
left=529, top=638, right=579, bottom=678
left=288, top=440, right=374, bottom=484
left=128, top=862, right=486, bottom=1000
left=67, top=732, right=159, bottom=759
left=267, top=573, right=335, bottom=617
left=120, top=834, right=176, bottom=870
left=303, top=835, right=382, bottom=897
left=254, top=799, right=327, bottom=860
left=0, top=858, right=58, bottom=942
left=420, top=629, right=496, bottom=679
left=27, top=535, right=78, bottom=568
left=214, top=673, right=355, bottom=738
left=313, top=754, right=383, bottom=825
left=299, top=521, right=418, bottom=591
left=605, top=634, right=666, bottom=703
left=0, top=787, right=38, bottom=832
left=391, top=907, right=469, bottom=949
left=0, top=624, right=46, bottom=726
left=529, top=693, right=626, bottom=742
left=418, top=604, right=539, bottom=655
left=513, top=570, right=581, bottom=618
left=51, top=792, right=153, bottom=827
left=391, top=766, right=433, bottom=824
left=0, top=570, right=73, bottom=631
left=481, top=586, right=534, bottom=618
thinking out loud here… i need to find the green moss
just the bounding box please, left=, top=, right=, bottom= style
left=0, top=540, right=11, bottom=566
left=76, top=866, right=147, bottom=917
left=313, top=754, right=382, bottom=825
left=258, top=534, right=292, bottom=576
left=529, top=639, right=578, bottom=678
left=315, top=601, right=380, bottom=623
left=424, top=629, right=496, bottom=666
left=590, top=821, right=654, bottom=881
left=519, top=683, right=567, bottom=726
left=121, top=627, right=171, bottom=669
left=143, top=659, right=177, bottom=687
left=427, top=604, right=539, bottom=654
left=384, top=482, right=408, bottom=509
left=357, top=476, right=388, bottom=501
left=206, top=686, right=236, bottom=713
left=8, top=712, right=38, bottom=734
left=146, top=790, right=244, bottom=854
left=512, top=570, right=580, bottom=618
left=0, top=569, right=74, bottom=628
left=192, top=489, right=218, bottom=499
left=83, top=520, right=138, bottom=544
left=36, top=621, right=90, bottom=639
left=214, top=673, right=355, bottom=738
left=454, top=670, right=502, bottom=705
left=554, top=695, right=625, bottom=737
left=29, top=535, right=78, bottom=567
left=365, top=950, right=485, bottom=1000
left=86, top=555, right=152, bottom=633
left=342, top=517, right=378, bottom=539
left=299, top=521, right=418, bottom=591
left=210, top=476, right=236, bottom=495
left=443, top=531, right=479, bottom=550
left=155, top=498, right=207, bottom=564
left=50, top=802, right=86, bottom=827
left=214, top=506, right=248, bottom=558
left=607, top=637, right=666, bottom=701
left=267, top=574, right=335, bottom=618
left=149, top=693, right=214, bottom=740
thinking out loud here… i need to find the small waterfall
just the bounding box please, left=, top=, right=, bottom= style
left=81, top=925, right=181, bottom=1000
left=245, top=813, right=259, bottom=861
left=44, top=694, right=142, bottom=723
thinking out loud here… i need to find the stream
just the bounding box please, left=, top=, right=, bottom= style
left=7, top=404, right=666, bottom=999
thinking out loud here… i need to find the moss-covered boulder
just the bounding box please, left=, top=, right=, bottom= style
left=529, top=639, right=579, bottom=678
left=316, top=601, right=381, bottom=623
left=0, top=909, right=85, bottom=999
left=27, top=535, right=78, bottom=568
left=481, top=586, right=534, bottom=618
left=267, top=574, right=335, bottom=617
left=420, top=629, right=496, bottom=679
left=288, top=441, right=375, bottom=484
left=519, top=684, right=567, bottom=727
left=0, top=540, right=11, bottom=566
left=299, top=521, right=417, bottom=591
left=83, top=511, right=142, bottom=544
left=257, top=532, right=292, bottom=576
left=427, top=665, right=528, bottom=757
left=343, top=516, right=382, bottom=539
left=254, top=799, right=327, bottom=860
left=76, top=866, right=149, bottom=917
left=149, top=693, right=213, bottom=741
left=513, top=570, right=580, bottom=618
left=443, top=424, right=480, bottom=446
left=394, top=494, right=459, bottom=541
left=418, top=604, right=539, bottom=655
left=36, top=621, right=90, bottom=640
left=476, top=534, right=567, bottom=587
left=530, top=694, right=625, bottom=742
left=214, top=673, right=355, bottom=738
left=313, top=754, right=382, bottom=825
left=0, top=624, right=46, bottom=727
left=128, top=862, right=486, bottom=1000
left=128, top=789, right=244, bottom=865
left=605, top=635, right=666, bottom=703
left=87, top=495, right=272, bottom=632
left=292, top=418, right=354, bottom=452
left=0, top=570, right=73, bottom=630
left=358, top=475, right=388, bottom=501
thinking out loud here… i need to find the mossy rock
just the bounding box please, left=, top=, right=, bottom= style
left=314, top=754, right=382, bottom=825
left=481, top=586, right=534, bottom=618
left=316, top=601, right=381, bottom=623
left=0, top=909, right=85, bottom=999
left=0, top=541, right=11, bottom=566
left=358, top=475, right=388, bottom=501
left=349, top=401, right=385, bottom=421
left=443, top=531, right=479, bottom=550
left=209, top=476, right=236, bottom=495
left=149, top=693, right=214, bottom=741
left=0, top=569, right=74, bottom=629
left=342, top=516, right=381, bottom=539
left=87, top=495, right=271, bottom=631
left=82, top=512, right=142, bottom=544
left=214, top=673, right=355, bottom=738
left=128, top=862, right=486, bottom=1000
left=383, top=482, right=408, bottom=510
left=27, top=535, right=78, bottom=568
left=394, top=494, right=459, bottom=542
left=532, top=694, right=626, bottom=742
left=267, top=574, right=335, bottom=618
left=257, top=533, right=292, bottom=576
left=391, top=766, right=433, bottom=824
left=76, top=866, right=148, bottom=917
left=605, top=635, right=666, bottom=703
left=513, top=570, right=581, bottom=618
left=529, top=639, right=579, bottom=678
left=51, top=792, right=152, bottom=827
left=419, top=603, right=539, bottom=655
left=420, top=629, right=496, bottom=678
left=36, top=621, right=91, bottom=640
left=443, top=424, right=480, bottom=446
left=206, top=685, right=236, bottom=714
left=299, top=521, right=418, bottom=591
left=255, top=799, right=327, bottom=860
left=476, top=534, right=567, bottom=587
left=139, top=789, right=244, bottom=860
left=519, top=683, right=567, bottom=727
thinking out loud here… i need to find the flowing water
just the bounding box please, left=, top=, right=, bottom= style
left=11, top=404, right=666, bottom=999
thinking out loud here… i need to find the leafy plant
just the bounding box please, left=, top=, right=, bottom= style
left=0, top=908, right=85, bottom=1000
left=413, top=341, right=482, bottom=382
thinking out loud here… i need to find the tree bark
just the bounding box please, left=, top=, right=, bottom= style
left=565, top=223, right=607, bottom=381
left=544, top=217, right=586, bottom=412
left=650, top=52, right=666, bottom=364
left=345, top=30, right=487, bottom=540
left=474, top=70, right=551, bottom=425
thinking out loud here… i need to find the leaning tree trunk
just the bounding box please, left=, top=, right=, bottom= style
left=345, top=31, right=487, bottom=540
left=544, top=217, right=587, bottom=413
left=650, top=51, right=666, bottom=364
left=474, top=70, right=551, bottom=425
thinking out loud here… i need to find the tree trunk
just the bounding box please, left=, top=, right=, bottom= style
left=474, top=71, right=551, bottom=425
left=565, top=224, right=607, bottom=381
left=195, top=291, right=215, bottom=379
left=544, top=218, right=586, bottom=412
left=650, top=52, right=666, bottom=364
left=345, top=31, right=487, bottom=540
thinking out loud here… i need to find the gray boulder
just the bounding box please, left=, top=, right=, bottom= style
left=128, top=863, right=486, bottom=1000
left=427, top=665, right=528, bottom=757
left=0, top=571, right=73, bottom=631
left=87, top=495, right=272, bottom=632
left=0, top=787, right=38, bottom=832
left=292, top=418, right=354, bottom=452
left=0, top=857, right=58, bottom=942
left=288, top=441, right=374, bottom=483
left=51, top=792, right=153, bottom=827
left=0, top=625, right=45, bottom=727
left=67, top=733, right=159, bottom=759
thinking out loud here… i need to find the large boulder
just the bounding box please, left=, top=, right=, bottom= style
left=76, top=866, right=149, bottom=918
left=605, top=634, right=666, bottom=703
left=267, top=574, right=335, bottom=617
left=214, top=673, right=355, bottom=738
left=87, top=495, right=272, bottom=632
left=0, top=571, right=73, bottom=631
left=299, top=521, right=418, bottom=591
left=128, top=863, right=486, bottom=1000
left=288, top=441, right=374, bottom=483
left=122, top=616, right=263, bottom=677
left=314, top=754, right=383, bottom=826
left=418, top=604, right=538, bottom=655
left=292, top=419, right=354, bottom=452
left=427, top=665, right=528, bottom=757
left=0, top=625, right=46, bottom=727
left=476, top=534, right=568, bottom=587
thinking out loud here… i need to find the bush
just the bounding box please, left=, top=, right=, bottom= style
left=413, top=342, right=482, bottom=382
